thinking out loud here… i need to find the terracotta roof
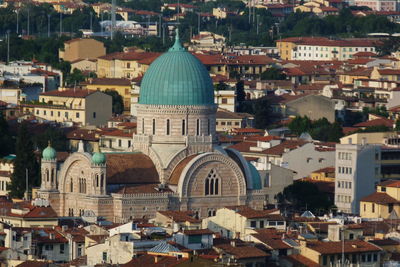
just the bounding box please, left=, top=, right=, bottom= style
left=306, top=240, right=382, bottom=254
left=379, top=180, right=400, bottom=188
left=354, top=118, right=394, bottom=128
left=0, top=170, right=11, bottom=177
left=182, top=229, right=213, bottom=235
left=84, top=78, right=131, bottom=86
left=360, top=192, right=399, bottom=204
left=312, top=166, right=335, bottom=173
left=231, top=128, right=264, bottom=134
left=251, top=231, right=292, bottom=250
left=40, top=89, right=95, bottom=98
left=65, top=128, right=99, bottom=141
left=106, top=153, right=159, bottom=184
left=101, top=129, right=132, bottom=138
left=284, top=254, right=320, bottom=267
left=225, top=206, right=284, bottom=220
left=86, top=234, right=108, bottom=244
left=215, top=243, right=268, bottom=259
left=378, top=69, right=400, bottom=75
left=16, top=261, right=52, bottom=267
left=121, top=254, right=188, bottom=266
left=216, top=108, right=253, bottom=120
left=262, top=140, right=308, bottom=156
left=308, top=222, right=338, bottom=234
left=353, top=51, right=377, bottom=57
left=116, top=184, right=172, bottom=194
left=277, top=37, right=378, bottom=48
left=369, top=239, right=400, bottom=246
left=169, top=154, right=198, bottom=185
left=158, top=210, right=200, bottom=223
left=98, top=51, right=161, bottom=62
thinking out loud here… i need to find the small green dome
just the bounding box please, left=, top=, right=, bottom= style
left=92, top=152, right=106, bottom=165
left=247, top=162, right=262, bottom=190
left=42, top=143, right=56, bottom=161
left=139, top=29, right=214, bottom=106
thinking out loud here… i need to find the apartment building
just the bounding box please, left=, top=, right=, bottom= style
left=354, top=0, right=397, bottom=11
left=83, top=78, right=132, bottom=112
left=97, top=50, right=160, bottom=79
left=335, top=132, right=400, bottom=214
left=21, top=89, right=112, bottom=126
left=277, top=37, right=377, bottom=61
left=59, top=38, right=106, bottom=62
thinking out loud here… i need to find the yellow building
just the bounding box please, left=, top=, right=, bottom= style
left=59, top=38, right=106, bottom=62
left=276, top=38, right=298, bottom=60
left=310, top=166, right=335, bottom=182
left=0, top=157, right=14, bottom=196
left=371, top=67, right=400, bottom=82
left=83, top=78, right=132, bottom=112
left=96, top=50, right=160, bottom=79
left=339, top=68, right=372, bottom=85
left=360, top=180, right=400, bottom=219
left=21, top=88, right=112, bottom=126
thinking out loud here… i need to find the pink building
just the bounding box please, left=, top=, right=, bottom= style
left=354, top=0, right=396, bottom=11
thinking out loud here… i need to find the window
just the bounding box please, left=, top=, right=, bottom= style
left=188, top=235, right=202, bottom=244
left=221, top=98, right=227, bottom=104
left=70, top=179, right=73, bottom=192
left=152, top=119, right=156, bottom=135
left=205, top=169, right=219, bottom=196
left=250, top=221, right=257, bottom=228
left=207, top=119, right=210, bottom=135
left=93, top=112, right=96, bottom=118
left=364, top=204, right=366, bottom=212
left=76, top=112, right=80, bottom=118
left=182, top=119, right=186, bottom=135
left=166, top=119, right=170, bottom=135
left=196, top=119, right=200, bottom=136
left=50, top=111, right=53, bottom=116
left=118, top=139, right=122, bottom=147
left=65, top=112, right=69, bottom=118
left=60, top=244, right=65, bottom=254
left=58, top=111, right=60, bottom=117
left=260, top=221, right=264, bottom=228
left=372, top=203, right=375, bottom=213
left=142, top=118, right=144, bottom=134
left=43, top=110, right=46, bottom=115
left=128, top=140, right=131, bottom=147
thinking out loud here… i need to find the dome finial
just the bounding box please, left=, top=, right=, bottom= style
left=169, top=27, right=185, bottom=52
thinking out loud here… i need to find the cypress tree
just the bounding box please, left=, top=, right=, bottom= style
left=0, top=113, right=13, bottom=157
left=9, top=123, right=40, bottom=198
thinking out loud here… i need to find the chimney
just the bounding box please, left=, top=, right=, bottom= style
left=230, top=240, right=236, bottom=247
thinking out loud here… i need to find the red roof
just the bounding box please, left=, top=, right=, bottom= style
left=306, top=240, right=382, bottom=254
left=41, top=89, right=95, bottom=98
left=277, top=37, right=378, bottom=48
left=361, top=192, right=399, bottom=204
left=354, top=118, right=394, bottom=128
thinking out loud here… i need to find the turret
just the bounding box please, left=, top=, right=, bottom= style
left=41, top=141, right=58, bottom=191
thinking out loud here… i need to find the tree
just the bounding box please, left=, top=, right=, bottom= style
left=236, top=80, right=246, bottom=103
left=288, top=116, right=312, bottom=136
left=260, top=67, right=286, bottom=80
left=0, top=113, right=14, bottom=157
left=9, top=123, right=40, bottom=198
left=33, top=127, right=67, bottom=152
left=65, top=68, right=85, bottom=86
left=277, top=181, right=333, bottom=215
left=254, top=97, right=272, bottom=129
left=396, top=119, right=400, bottom=131
left=104, top=89, right=124, bottom=114
left=288, top=116, right=343, bottom=142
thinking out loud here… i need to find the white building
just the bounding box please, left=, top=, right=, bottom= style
left=334, top=142, right=381, bottom=214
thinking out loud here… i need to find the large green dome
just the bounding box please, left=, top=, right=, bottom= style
left=139, top=30, right=214, bottom=106
left=42, top=142, right=56, bottom=161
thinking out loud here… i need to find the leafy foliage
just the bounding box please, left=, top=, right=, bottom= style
left=362, top=106, right=389, bottom=118
left=260, top=67, right=287, bottom=80
left=0, top=113, right=14, bottom=157
left=277, top=180, right=333, bottom=215
left=9, top=123, right=40, bottom=198
left=33, top=126, right=67, bottom=152
left=104, top=89, right=124, bottom=115
left=288, top=116, right=344, bottom=142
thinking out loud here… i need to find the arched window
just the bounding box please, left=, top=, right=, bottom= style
left=70, top=179, right=73, bottom=192
left=166, top=119, right=170, bottom=135
left=46, top=169, right=49, bottom=182
left=51, top=169, right=54, bottom=184
left=205, top=169, right=220, bottom=196
left=152, top=119, right=156, bottom=135
left=96, top=175, right=99, bottom=187
left=83, top=179, right=86, bottom=194
left=142, top=118, right=144, bottom=134
left=182, top=119, right=186, bottom=135
left=101, top=174, right=105, bottom=194
left=207, top=119, right=210, bottom=135
left=196, top=119, right=200, bottom=136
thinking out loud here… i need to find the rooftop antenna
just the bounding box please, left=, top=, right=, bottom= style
left=111, top=0, right=116, bottom=40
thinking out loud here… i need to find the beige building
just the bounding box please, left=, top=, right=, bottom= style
left=70, top=58, right=97, bottom=73
left=189, top=31, right=226, bottom=52
left=202, top=206, right=286, bottom=239
left=59, top=38, right=106, bottom=62
left=360, top=180, right=400, bottom=219
left=0, top=158, right=13, bottom=196
left=22, top=89, right=112, bottom=126
left=216, top=108, right=254, bottom=132
left=96, top=50, right=160, bottom=79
